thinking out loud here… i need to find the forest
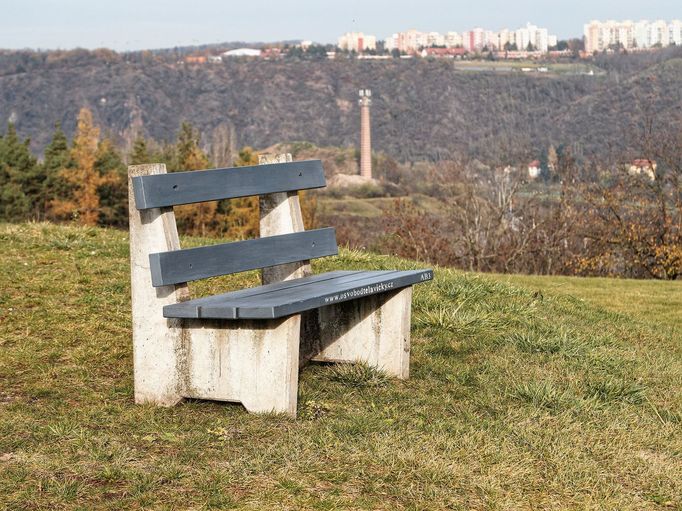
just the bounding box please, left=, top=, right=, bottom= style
left=1, top=100, right=679, bottom=280
left=1, top=46, right=681, bottom=162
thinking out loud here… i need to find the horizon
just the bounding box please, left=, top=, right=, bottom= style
left=2, top=0, right=680, bottom=52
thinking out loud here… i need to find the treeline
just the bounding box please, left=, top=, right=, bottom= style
left=374, top=131, right=682, bottom=280
left=0, top=107, right=316, bottom=238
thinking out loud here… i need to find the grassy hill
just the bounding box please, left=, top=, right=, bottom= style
left=0, top=223, right=680, bottom=510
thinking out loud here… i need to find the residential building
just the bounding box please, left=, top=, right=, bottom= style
left=421, top=47, right=467, bottom=58
left=628, top=159, right=656, bottom=181
left=185, top=55, right=207, bottom=64
left=584, top=19, right=682, bottom=52
left=528, top=160, right=542, bottom=179
left=445, top=32, right=463, bottom=48
left=338, top=32, right=377, bottom=52
left=515, top=23, right=550, bottom=52
left=427, top=31, right=445, bottom=47
left=222, top=48, right=261, bottom=58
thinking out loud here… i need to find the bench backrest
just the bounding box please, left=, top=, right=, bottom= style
left=132, top=159, right=335, bottom=287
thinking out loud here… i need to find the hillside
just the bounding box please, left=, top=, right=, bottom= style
left=0, top=222, right=680, bottom=509
left=1, top=50, right=681, bottom=162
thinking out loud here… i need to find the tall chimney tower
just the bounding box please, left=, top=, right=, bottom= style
left=358, top=89, right=372, bottom=179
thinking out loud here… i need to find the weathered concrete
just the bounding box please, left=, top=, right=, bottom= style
left=258, top=153, right=312, bottom=284
left=183, top=317, right=301, bottom=415
left=129, top=162, right=302, bottom=416
left=306, top=287, right=412, bottom=379
left=128, top=163, right=189, bottom=406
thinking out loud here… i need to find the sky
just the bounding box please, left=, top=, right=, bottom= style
left=1, top=0, right=680, bottom=51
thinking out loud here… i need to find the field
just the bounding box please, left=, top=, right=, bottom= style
left=1, top=223, right=680, bottom=510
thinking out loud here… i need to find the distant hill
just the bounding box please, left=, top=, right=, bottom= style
left=1, top=49, right=681, bottom=162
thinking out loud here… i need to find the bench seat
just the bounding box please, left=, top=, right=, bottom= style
left=164, top=269, right=433, bottom=320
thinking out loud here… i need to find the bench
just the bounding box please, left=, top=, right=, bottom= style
left=128, top=154, right=432, bottom=417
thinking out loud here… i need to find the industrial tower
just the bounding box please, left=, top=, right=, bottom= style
left=358, top=89, right=372, bottom=179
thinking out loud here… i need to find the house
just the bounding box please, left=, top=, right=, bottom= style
left=208, top=55, right=222, bottom=63
left=261, top=47, right=283, bottom=60
left=185, top=55, right=207, bottom=64
left=528, top=160, right=542, bottom=179
left=421, top=47, right=467, bottom=58
left=222, top=48, right=261, bottom=58
left=628, top=159, right=656, bottom=180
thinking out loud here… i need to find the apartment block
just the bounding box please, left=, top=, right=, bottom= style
left=584, top=19, right=682, bottom=53
left=338, top=32, right=377, bottom=52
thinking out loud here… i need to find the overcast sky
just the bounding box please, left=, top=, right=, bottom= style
left=1, top=0, right=680, bottom=51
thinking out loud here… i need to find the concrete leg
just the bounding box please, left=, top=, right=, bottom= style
left=303, top=287, right=413, bottom=379
left=184, top=316, right=302, bottom=416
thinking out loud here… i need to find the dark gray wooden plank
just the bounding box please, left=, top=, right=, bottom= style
left=162, top=269, right=433, bottom=319
left=236, top=269, right=433, bottom=318
left=163, top=270, right=359, bottom=319
left=195, top=270, right=394, bottom=318
left=150, top=228, right=338, bottom=287
left=133, top=160, right=325, bottom=210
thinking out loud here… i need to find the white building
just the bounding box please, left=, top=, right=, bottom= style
left=222, top=48, right=261, bottom=57
left=445, top=32, right=463, bottom=47
left=515, top=23, right=550, bottom=51
left=427, top=31, right=446, bottom=47
left=338, top=32, right=377, bottom=52
left=585, top=19, right=682, bottom=53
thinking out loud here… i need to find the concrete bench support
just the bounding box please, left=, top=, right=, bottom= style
left=128, top=162, right=300, bottom=414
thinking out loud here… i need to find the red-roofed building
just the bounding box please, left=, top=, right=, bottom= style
left=421, top=47, right=467, bottom=58
left=528, top=160, right=542, bottom=179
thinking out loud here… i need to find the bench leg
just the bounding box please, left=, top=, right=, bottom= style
left=183, top=316, right=301, bottom=417
left=304, top=287, right=413, bottom=379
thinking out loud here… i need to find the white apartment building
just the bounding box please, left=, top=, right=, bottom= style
left=584, top=19, right=682, bottom=53
left=445, top=32, right=463, bottom=47
left=337, top=32, right=377, bottom=52
left=383, top=22, right=556, bottom=54
left=515, top=23, right=550, bottom=52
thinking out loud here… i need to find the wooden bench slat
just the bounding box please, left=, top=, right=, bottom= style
left=236, top=270, right=432, bottom=318
left=132, top=160, right=325, bottom=210
left=162, top=269, right=434, bottom=319
left=162, top=270, right=360, bottom=319
left=150, top=228, right=338, bottom=287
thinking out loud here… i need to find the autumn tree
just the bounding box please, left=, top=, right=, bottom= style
left=172, top=122, right=218, bottom=236
left=95, top=137, right=127, bottom=226
left=222, top=146, right=260, bottom=239
left=51, top=108, right=119, bottom=226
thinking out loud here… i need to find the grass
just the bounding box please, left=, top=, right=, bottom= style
left=498, top=273, right=682, bottom=330
left=1, top=222, right=681, bottom=510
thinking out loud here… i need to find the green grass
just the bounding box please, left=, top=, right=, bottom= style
left=1, top=222, right=681, bottom=510
left=497, top=273, right=682, bottom=330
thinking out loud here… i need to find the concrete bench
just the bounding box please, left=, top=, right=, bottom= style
left=128, top=154, right=432, bottom=417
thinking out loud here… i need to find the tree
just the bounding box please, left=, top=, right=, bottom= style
left=0, top=123, right=41, bottom=221
left=95, top=137, right=127, bottom=226
left=42, top=122, right=72, bottom=218
left=129, top=136, right=151, bottom=165
left=51, top=107, right=118, bottom=226
left=171, top=122, right=217, bottom=236
left=223, top=147, right=260, bottom=239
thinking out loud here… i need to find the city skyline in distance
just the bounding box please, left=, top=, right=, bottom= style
left=1, top=0, right=680, bottom=51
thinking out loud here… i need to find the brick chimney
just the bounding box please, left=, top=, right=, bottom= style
left=358, top=89, right=372, bottom=179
